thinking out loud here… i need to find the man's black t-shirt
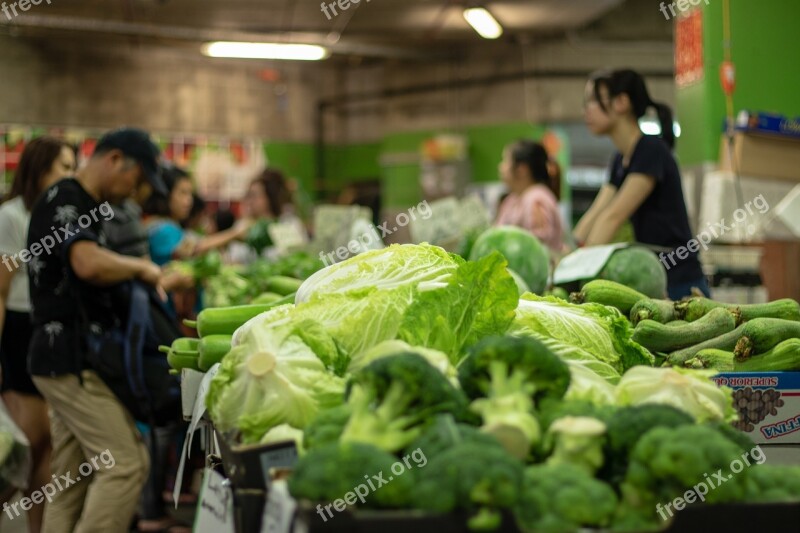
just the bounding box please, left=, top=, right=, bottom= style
left=27, top=178, right=120, bottom=377
left=609, top=135, right=704, bottom=285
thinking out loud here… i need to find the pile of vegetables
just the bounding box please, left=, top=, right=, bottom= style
left=286, top=340, right=800, bottom=533
left=571, top=281, right=800, bottom=372
left=203, top=252, right=323, bottom=308
left=173, top=243, right=800, bottom=531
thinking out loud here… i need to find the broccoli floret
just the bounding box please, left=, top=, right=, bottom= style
left=458, top=336, right=571, bottom=405
left=458, top=336, right=570, bottom=460
left=600, top=404, right=694, bottom=488
left=412, top=441, right=524, bottom=530
left=744, top=465, right=800, bottom=503
left=545, top=416, right=607, bottom=475
left=340, top=353, right=471, bottom=453
left=288, top=442, right=413, bottom=509
left=705, top=420, right=756, bottom=455
left=616, top=425, right=750, bottom=530
left=302, top=404, right=352, bottom=450
left=514, top=463, right=618, bottom=533
left=405, top=414, right=502, bottom=458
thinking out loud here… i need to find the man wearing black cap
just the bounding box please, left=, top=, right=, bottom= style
left=27, top=127, right=166, bottom=532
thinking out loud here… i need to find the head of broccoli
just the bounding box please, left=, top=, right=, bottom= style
left=599, top=404, right=694, bottom=488
left=458, top=336, right=571, bottom=405
left=288, top=441, right=414, bottom=509
left=412, top=441, right=524, bottom=530
left=457, top=336, right=570, bottom=460
left=617, top=424, right=751, bottom=530
left=340, top=353, right=471, bottom=453
left=514, top=463, right=618, bottom=533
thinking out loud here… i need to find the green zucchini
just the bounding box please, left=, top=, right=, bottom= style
left=737, top=299, right=800, bottom=323
left=676, top=297, right=800, bottom=325
left=250, top=292, right=283, bottom=305
left=685, top=349, right=735, bottom=371
left=733, top=318, right=800, bottom=360
left=184, top=296, right=294, bottom=337
left=265, top=276, right=304, bottom=296
left=666, top=325, right=745, bottom=366
left=634, top=307, right=736, bottom=353
left=570, top=280, right=647, bottom=315
left=160, top=338, right=201, bottom=371
left=735, top=338, right=800, bottom=371
left=674, top=297, right=723, bottom=322
left=630, top=299, right=675, bottom=326
left=666, top=320, right=689, bottom=328
left=198, top=334, right=233, bottom=371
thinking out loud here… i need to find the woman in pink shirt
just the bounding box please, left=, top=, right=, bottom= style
left=495, top=140, right=564, bottom=253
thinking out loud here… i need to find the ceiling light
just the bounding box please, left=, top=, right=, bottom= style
left=639, top=118, right=682, bottom=138
left=463, top=7, right=503, bottom=40
left=202, top=42, right=329, bottom=61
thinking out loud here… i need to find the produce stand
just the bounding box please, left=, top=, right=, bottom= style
left=174, top=242, right=800, bottom=533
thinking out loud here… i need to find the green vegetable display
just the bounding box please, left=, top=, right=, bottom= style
left=469, top=226, right=550, bottom=295
left=184, top=240, right=800, bottom=530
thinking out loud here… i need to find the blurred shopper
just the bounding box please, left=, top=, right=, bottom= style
left=26, top=128, right=166, bottom=532
left=103, top=188, right=192, bottom=533
left=0, top=136, right=75, bottom=533
left=573, top=69, right=707, bottom=299
left=495, top=140, right=564, bottom=253
left=143, top=164, right=251, bottom=267
left=181, top=193, right=209, bottom=234
left=244, top=168, right=296, bottom=222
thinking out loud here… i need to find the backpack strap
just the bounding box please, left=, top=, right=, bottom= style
left=124, top=282, right=151, bottom=407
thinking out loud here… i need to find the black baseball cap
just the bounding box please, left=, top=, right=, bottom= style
left=94, top=127, right=167, bottom=195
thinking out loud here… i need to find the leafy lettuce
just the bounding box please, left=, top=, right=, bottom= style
left=615, top=366, right=737, bottom=423
left=509, top=295, right=653, bottom=372
left=295, top=243, right=461, bottom=304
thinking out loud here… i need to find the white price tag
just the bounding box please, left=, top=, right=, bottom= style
left=195, top=468, right=235, bottom=533
left=173, top=365, right=219, bottom=507
left=261, top=480, right=297, bottom=533
left=553, top=244, right=628, bottom=285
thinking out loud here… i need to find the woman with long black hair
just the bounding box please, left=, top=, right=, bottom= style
left=0, top=136, right=75, bottom=533
left=573, top=69, right=708, bottom=299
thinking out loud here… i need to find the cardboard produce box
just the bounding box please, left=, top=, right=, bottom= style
left=719, top=133, right=800, bottom=182
left=712, top=372, right=800, bottom=444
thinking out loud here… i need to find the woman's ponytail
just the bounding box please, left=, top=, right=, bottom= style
left=651, top=100, right=676, bottom=149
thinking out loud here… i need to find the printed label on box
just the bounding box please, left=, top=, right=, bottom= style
left=713, top=372, right=800, bottom=444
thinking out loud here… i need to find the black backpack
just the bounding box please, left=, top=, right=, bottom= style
left=81, top=281, right=182, bottom=427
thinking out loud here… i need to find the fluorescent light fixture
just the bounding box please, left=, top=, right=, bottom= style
left=463, top=7, right=503, bottom=39
left=202, top=41, right=328, bottom=61
left=639, top=118, right=682, bottom=138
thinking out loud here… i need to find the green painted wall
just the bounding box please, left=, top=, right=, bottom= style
left=380, top=122, right=570, bottom=209
left=264, top=121, right=572, bottom=212
left=677, top=1, right=800, bottom=165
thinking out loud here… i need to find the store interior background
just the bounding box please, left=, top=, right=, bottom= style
left=1, top=0, right=799, bottom=297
